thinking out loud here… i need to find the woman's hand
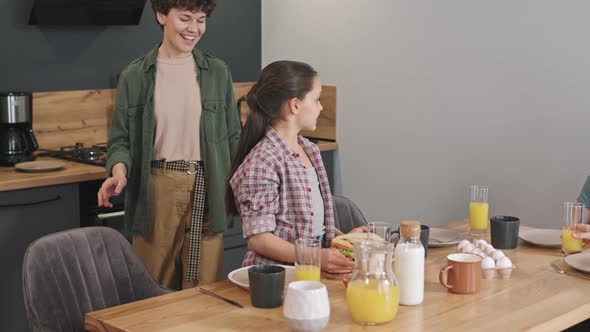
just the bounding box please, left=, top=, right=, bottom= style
left=321, top=248, right=355, bottom=274
left=97, top=163, right=127, bottom=208
left=573, top=224, right=590, bottom=249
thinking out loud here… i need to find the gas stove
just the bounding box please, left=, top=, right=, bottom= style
left=37, top=142, right=107, bottom=167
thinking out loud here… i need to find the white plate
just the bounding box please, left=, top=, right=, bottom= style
left=518, top=229, right=561, bottom=248
left=228, top=265, right=296, bottom=290
left=565, top=253, right=590, bottom=274
left=428, top=228, right=465, bottom=247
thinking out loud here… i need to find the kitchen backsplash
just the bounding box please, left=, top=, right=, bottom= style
left=32, top=84, right=336, bottom=150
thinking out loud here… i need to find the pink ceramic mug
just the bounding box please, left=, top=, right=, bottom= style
left=439, top=253, right=482, bottom=294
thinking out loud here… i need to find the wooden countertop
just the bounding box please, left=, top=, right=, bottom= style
left=0, top=157, right=106, bottom=192
left=85, top=222, right=590, bottom=332
left=0, top=141, right=337, bottom=192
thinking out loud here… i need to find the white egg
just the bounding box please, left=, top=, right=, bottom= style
left=458, top=240, right=471, bottom=248
left=496, top=256, right=512, bottom=269
left=481, top=256, right=496, bottom=269
left=475, top=239, right=488, bottom=249
left=492, top=250, right=505, bottom=261
left=484, top=244, right=496, bottom=255
left=462, top=243, right=475, bottom=253
left=457, top=240, right=471, bottom=252
left=470, top=247, right=484, bottom=256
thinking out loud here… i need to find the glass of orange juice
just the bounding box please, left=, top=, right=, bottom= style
left=294, top=238, right=321, bottom=281
left=562, top=202, right=584, bottom=256
left=469, top=185, right=489, bottom=240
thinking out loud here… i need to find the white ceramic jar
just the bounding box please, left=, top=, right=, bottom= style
left=283, top=281, right=330, bottom=332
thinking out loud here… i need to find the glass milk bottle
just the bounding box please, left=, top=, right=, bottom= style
left=393, top=220, right=425, bottom=305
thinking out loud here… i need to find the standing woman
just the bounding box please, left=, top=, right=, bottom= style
left=228, top=61, right=359, bottom=274
left=98, top=0, right=241, bottom=290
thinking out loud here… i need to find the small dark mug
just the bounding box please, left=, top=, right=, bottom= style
left=391, top=224, right=430, bottom=258
left=248, top=265, right=285, bottom=308
left=490, top=216, right=520, bottom=249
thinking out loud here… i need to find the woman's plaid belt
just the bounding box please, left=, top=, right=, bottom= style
left=151, top=159, right=205, bottom=283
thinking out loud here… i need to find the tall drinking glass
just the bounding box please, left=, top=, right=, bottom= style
left=561, top=202, right=584, bottom=256
left=294, top=238, right=321, bottom=281
left=469, top=185, right=489, bottom=240
left=368, top=222, right=394, bottom=242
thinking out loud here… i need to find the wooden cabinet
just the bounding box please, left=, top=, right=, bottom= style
left=0, top=184, right=80, bottom=332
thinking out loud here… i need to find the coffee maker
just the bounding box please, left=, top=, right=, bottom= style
left=0, top=92, right=39, bottom=166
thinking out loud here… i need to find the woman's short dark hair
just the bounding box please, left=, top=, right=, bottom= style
left=150, top=0, right=217, bottom=17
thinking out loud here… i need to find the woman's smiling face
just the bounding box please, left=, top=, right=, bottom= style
left=157, top=7, right=206, bottom=57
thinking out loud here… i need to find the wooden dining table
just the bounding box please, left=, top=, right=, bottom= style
left=85, top=221, right=590, bottom=332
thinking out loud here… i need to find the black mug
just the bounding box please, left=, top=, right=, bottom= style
left=248, top=265, right=285, bottom=308
left=391, top=224, right=430, bottom=258
left=490, top=216, right=520, bottom=249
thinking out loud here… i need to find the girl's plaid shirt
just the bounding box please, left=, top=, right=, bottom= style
left=230, top=127, right=336, bottom=266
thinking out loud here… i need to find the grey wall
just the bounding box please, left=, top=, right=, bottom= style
left=262, top=0, right=590, bottom=229
left=0, top=0, right=260, bottom=91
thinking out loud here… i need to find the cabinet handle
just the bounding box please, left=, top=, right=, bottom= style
left=0, top=195, right=62, bottom=208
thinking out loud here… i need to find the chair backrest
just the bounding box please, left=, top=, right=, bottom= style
left=22, top=226, right=170, bottom=332
left=333, top=195, right=368, bottom=233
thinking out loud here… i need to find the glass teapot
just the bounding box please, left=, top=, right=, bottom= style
left=346, top=240, right=399, bottom=325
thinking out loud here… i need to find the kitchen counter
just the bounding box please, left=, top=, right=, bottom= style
left=0, top=140, right=337, bottom=192
left=0, top=157, right=106, bottom=191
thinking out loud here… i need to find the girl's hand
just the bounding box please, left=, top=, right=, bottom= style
left=349, top=226, right=368, bottom=233
left=320, top=248, right=355, bottom=274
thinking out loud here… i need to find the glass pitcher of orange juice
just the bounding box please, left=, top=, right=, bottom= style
left=346, top=240, right=399, bottom=325
left=469, top=185, right=489, bottom=239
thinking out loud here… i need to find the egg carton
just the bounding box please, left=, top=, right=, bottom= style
left=482, top=266, right=516, bottom=279
left=456, top=239, right=515, bottom=279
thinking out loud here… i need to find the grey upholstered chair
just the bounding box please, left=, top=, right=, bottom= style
left=333, top=195, right=368, bottom=233
left=22, top=226, right=170, bottom=332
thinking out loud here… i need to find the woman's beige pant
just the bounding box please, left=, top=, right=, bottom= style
left=132, top=167, right=223, bottom=290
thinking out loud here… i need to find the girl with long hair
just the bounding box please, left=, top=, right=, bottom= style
left=228, top=60, right=363, bottom=273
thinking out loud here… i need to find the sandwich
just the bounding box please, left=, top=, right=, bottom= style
left=326, top=232, right=386, bottom=284
left=330, top=235, right=356, bottom=260
left=330, top=232, right=385, bottom=260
